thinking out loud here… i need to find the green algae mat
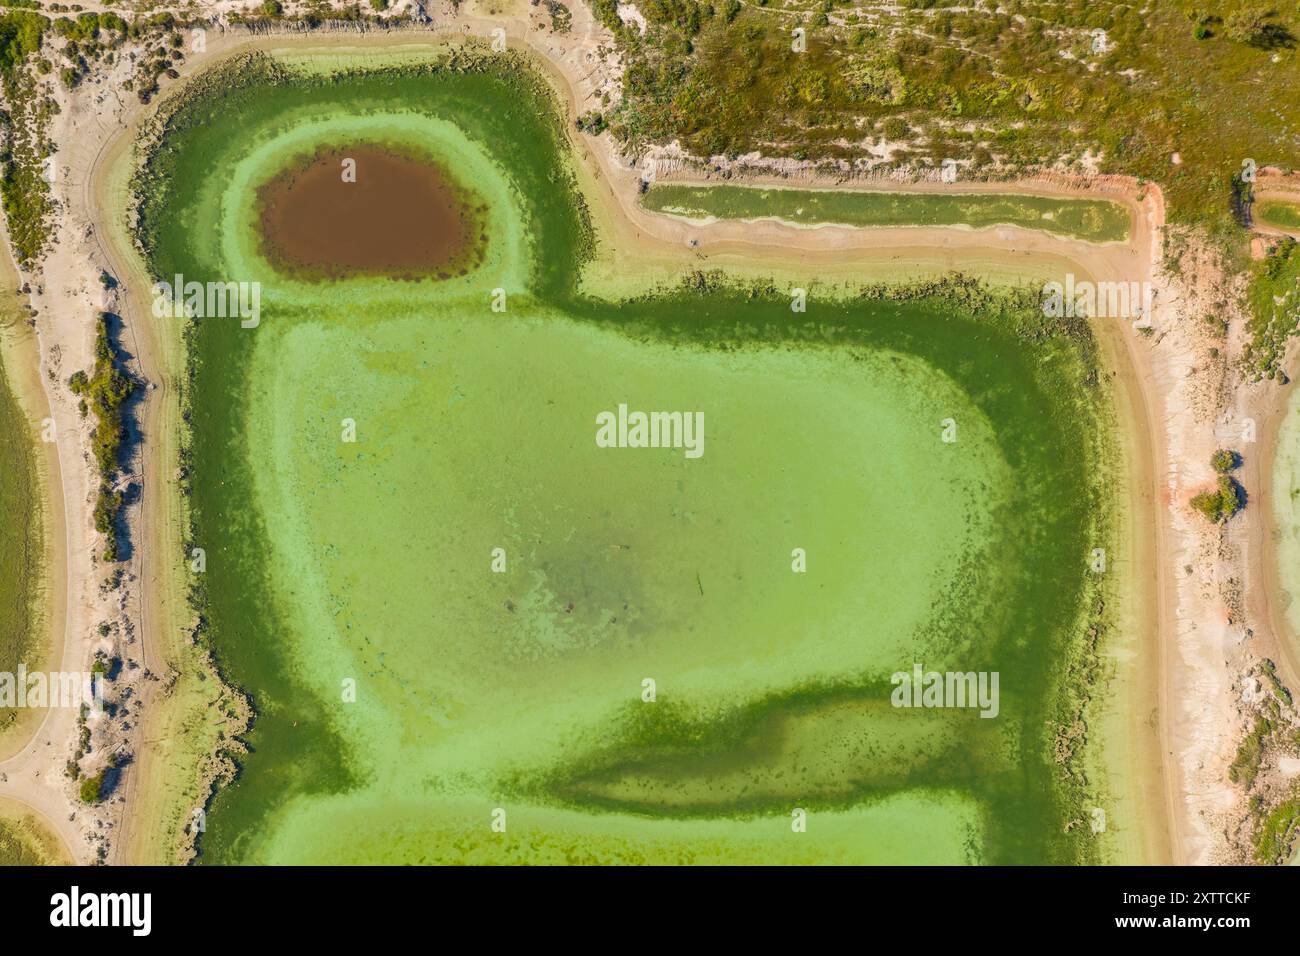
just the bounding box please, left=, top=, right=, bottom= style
left=135, top=50, right=1117, bottom=865
left=642, top=182, right=1132, bottom=243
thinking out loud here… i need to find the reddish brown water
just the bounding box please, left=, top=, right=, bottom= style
left=257, top=144, right=486, bottom=280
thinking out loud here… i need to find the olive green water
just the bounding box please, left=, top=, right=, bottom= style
left=642, top=182, right=1132, bottom=243
left=137, top=54, right=1113, bottom=865
left=0, top=321, right=42, bottom=738
left=1257, top=199, right=1300, bottom=233
left=1274, top=390, right=1300, bottom=644
left=0, top=798, right=68, bottom=866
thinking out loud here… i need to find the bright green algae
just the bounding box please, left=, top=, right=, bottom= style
left=136, top=53, right=1115, bottom=865
left=642, top=182, right=1132, bottom=243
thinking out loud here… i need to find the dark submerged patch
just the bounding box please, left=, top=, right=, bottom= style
left=256, top=143, right=487, bottom=281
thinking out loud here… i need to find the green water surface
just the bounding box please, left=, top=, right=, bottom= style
left=1257, top=199, right=1300, bottom=233
left=642, top=182, right=1132, bottom=243
left=137, top=55, right=1113, bottom=865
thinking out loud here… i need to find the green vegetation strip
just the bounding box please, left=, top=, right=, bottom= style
left=642, top=183, right=1131, bottom=243
left=1245, top=237, right=1300, bottom=379
left=68, top=313, right=134, bottom=562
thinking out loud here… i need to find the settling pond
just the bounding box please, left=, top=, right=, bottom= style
left=135, top=52, right=1116, bottom=865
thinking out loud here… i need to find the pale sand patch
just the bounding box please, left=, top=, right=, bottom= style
left=0, top=220, right=89, bottom=860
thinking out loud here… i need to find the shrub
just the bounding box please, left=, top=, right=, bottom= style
left=79, top=772, right=104, bottom=803
left=576, top=110, right=608, bottom=134
left=1191, top=475, right=1242, bottom=522
left=1211, top=448, right=1238, bottom=473
left=72, top=314, right=134, bottom=561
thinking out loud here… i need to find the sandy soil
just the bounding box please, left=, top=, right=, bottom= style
left=5, top=0, right=1289, bottom=866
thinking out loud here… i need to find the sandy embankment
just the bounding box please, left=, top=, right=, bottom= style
left=46, top=0, right=1270, bottom=865
left=0, top=156, right=104, bottom=864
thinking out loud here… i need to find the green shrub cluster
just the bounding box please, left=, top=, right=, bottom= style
left=78, top=772, right=103, bottom=804
left=1190, top=449, right=1243, bottom=523
left=0, top=11, right=52, bottom=265
left=1245, top=238, right=1300, bottom=379
left=1228, top=714, right=1272, bottom=788
left=67, top=313, right=134, bottom=561
left=1254, top=789, right=1300, bottom=863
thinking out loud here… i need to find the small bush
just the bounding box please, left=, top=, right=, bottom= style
left=79, top=772, right=104, bottom=803
left=576, top=110, right=608, bottom=134
left=1191, top=474, right=1243, bottom=523
left=1211, top=449, right=1238, bottom=473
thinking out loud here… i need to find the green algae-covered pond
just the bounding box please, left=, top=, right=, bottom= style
left=642, top=182, right=1132, bottom=243
left=136, top=50, right=1116, bottom=865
